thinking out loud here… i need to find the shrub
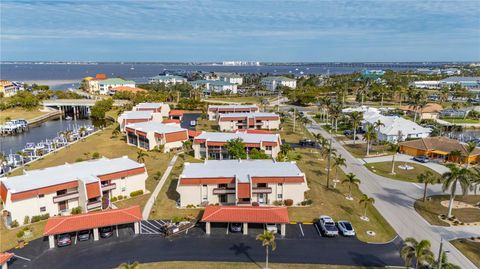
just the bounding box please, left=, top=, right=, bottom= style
left=16, top=230, right=25, bottom=238
left=111, top=197, right=118, bottom=202
left=71, top=207, right=82, bottom=215
left=92, top=152, right=100, bottom=159
left=23, top=216, right=30, bottom=225
left=252, top=202, right=259, bottom=206
left=75, top=157, right=84, bottom=162
left=10, top=220, right=19, bottom=228
left=186, top=204, right=196, bottom=208
left=273, top=200, right=283, bottom=206
left=284, top=199, right=294, bottom=206
left=306, top=199, right=313, bottom=205
left=118, top=195, right=124, bottom=200
left=130, top=190, right=144, bottom=197
left=31, top=213, right=49, bottom=223
left=171, top=216, right=183, bottom=223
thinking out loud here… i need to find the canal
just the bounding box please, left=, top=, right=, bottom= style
left=0, top=119, right=92, bottom=154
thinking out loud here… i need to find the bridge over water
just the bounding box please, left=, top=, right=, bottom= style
left=42, top=99, right=130, bottom=120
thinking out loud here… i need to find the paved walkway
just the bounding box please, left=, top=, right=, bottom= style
left=362, top=154, right=450, bottom=174
left=305, top=115, right=479, bottom=269
left=142, top=154, right=179, bottom=219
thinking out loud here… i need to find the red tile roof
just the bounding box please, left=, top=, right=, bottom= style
left=237, top=183, right=251, bottom=199
left=188, top=130, right=202, bottom=138
left=0, top=252, right=14, bottom=265
left=162, top=119, right=181, bottom=124
left=86, top=182, right=101, bottom=199
left=236, top=129, right=273, bottom=134
left=44, top=206, right=142, bottom=235
left=169, top=110, right=186, bottom=116
left=201, top=206, right=289, bottom=224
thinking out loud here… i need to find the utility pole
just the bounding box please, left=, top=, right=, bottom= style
left=293, top=107, right=296, bottom=132
left=437, top=238, right=443, bottom=269
left=326, top=136, right=333, bottom=189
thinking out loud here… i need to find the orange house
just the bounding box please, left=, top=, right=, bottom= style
left=399, top=137, right=480, bottom=165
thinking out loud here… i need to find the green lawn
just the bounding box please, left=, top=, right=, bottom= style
left=113, top=193, right=151, bottom=210
left=344, top=143, right=390, bottom=158
left=196, top=118, right=219, bottom=132
left=0, top=218, right=46, bottom=252
left=442, top=118, right=480, bottom=124
left=450, top=239, right=480, bottom=268
left=414, top=195, right=480, bottom=226
left=364, top=161, right=441, bottom=183
left=126, top=261, right=380, bottom=269
left=0, top=107, right=48, bottom=124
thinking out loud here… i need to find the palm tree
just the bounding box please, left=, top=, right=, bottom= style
left=349, top=112, right=363, bottom=144
left=78, top=126, right=87, bottom=137
left=442, top=164, right=472, bottom=217
left=182, top=140, right=192, bottom=153
left=136, top=150, right=149, bottom=163
left=471, top=167, right=480, bottom=195
left=256, top=230, right=277, bottom=269
left=153, top=171, right=162, bottom=181
left=342, top=173, right=361, bottom=200
left=373, top=120, right=384, bottom=144
left=389, top=143, right=400, bottom=174
left=333, top=155, right=346, bottom=183
left=464, top=141, right=477, bottom=168
left=359, top=194, right=375, bottom=220
left=118, top=262, right=139, bottom=269
left=363, top=124, right=377, bottom=156
left=448, top=150, right=463, bottom=164
left=35, top=148, right=44, bottom=157
left=112, top=125, right=121, bottom=137
left=417, top=171, right=440, bottom=202
left=400, top=237, right=435, bottom=269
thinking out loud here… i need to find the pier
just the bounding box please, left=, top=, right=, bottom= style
left=42, top=99, right=130, bottom=120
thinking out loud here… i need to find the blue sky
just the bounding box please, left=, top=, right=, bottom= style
left=1, top=0, right=479, bottom=62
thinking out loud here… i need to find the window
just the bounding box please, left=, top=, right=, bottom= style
left=277, top=183, right=283, bottom=186
left=265, top=146, right=272, bottom=151
left=121, top=177, right=126, bottom=180
left=38, top=194, right=45, bottom=198
left=40, top=207, right=46, bottom=212
left=122, top=187, right=126, bottom=192
left=277, top=194, right=283, bottom=199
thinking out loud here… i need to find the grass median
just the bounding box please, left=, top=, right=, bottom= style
left=364, top=161, right=441, bottom=182
left=450, top=239, right=480, bottom=268
left=414, top=195, right=480, bottom=226
left=125, top=261, right=380, bottom=269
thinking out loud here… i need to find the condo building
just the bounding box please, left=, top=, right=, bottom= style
left=261, top=76, right=296, bottom=91
left=148, top=75, right=187, bottom=85
left=218, top=112, right=280, bottom=131
left=133, top=102, right=171, bottom=118
left=126, top=121, right=188, bottom=152
left=176, top=160, right=308, bottom=207
left=193, top=131, right=282, bottom=159
left=207, top=105, right=259, bottom=120
left=0, top=157, right=147, bottom=225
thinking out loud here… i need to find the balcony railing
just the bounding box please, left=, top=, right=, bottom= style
left=101, top=182, right=116, bottom=191
left=252, top=187, right=272, bottom=194
left=213, top=188, right=236, bottom=195
left=53, top=191, right=79, bottom=203
left=86, top=200, right=102, bottom=210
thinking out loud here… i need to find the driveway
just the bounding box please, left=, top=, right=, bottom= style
left=304, top=114, right=480, bottom=269
left=361, top=154, right=450, bottom=174
left=8, top=224, right=404, bottom=269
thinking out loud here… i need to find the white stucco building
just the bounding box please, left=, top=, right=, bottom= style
left=0, top=157, right=147, bottom=226
left=133, top=102, right=171, bottom=118
left=148, top=75, right=187, bottom=85
left=98, top=78, right=136, bottom=95
left=219, top=74, right=243, bottom=85
left=189, top=80, right=238, bottom=94
left=261, top=76, right=297, bottom=91
left=218, top=112, right=280, bottom=131
left=177, top=160, right=308, bottom=207
left=207, top=105, right=259, bottom=120
left=125, top=121, right=189, bottom=152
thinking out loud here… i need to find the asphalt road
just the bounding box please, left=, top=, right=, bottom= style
left=8, top=224, right=404, bottom=269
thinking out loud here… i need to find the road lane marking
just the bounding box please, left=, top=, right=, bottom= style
left=298, top=223, right=305, bottom=237
left=14, top=255, right=31, bottom=261
left=412, top=183, right=423, bottom=189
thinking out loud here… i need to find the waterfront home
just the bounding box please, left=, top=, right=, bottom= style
left=261, top=76, right=296, bottom=91
left=148, top=75, right=187, bottom=85
left=439, top=77, right=480, bottom=91
left=361, top=69, right=385, bottom=79
left=399, top=103, right=443, bottom=120
left=0, top=80, right=17, bottom=97
left=117, top=111, right=155, bottom=132
left=411, top=80, right=441, bottom=89
left=125, top=121, right=188, bottom=152
left=176, top=160, right=308, bottom=207
left=363, top=110, right=431, bottom=143
left=192, top=130, right=282, bottom=159
left=440, top=108, right=467, bottom=118
left=189, top=80, right=238, bottom=94
left=134, top=102, right=171, bottom=118
left=98, top=78, right=136, bottom=95
left=218, top=73, right=243, bottom=85
left=218, top=112, right=280, bottom=131
left=208, top=105, right=259, bottom=120
left=84, top=73, right=108, bottom=94
left=0, top=156, right=147, bottom=226
left=399, top=137, right=480, bottom=165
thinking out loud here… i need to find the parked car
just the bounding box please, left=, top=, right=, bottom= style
left=265, top=224, right=278, bottom=234
left=337, top=221, right=355, bottom=237
left=413, top=156, right=429, bottom=163
left=318, top=215, right=339, bottom=237
left=57, top=234, right=72, bottom=247
left=230, top=223, right=242, bottom=233
left=77, top=230, right=90, bottom=241
left=99, top=226, right=113, bottom=238
left=299, top=139, right=315, bottom=147
left=343, top=130, right=353, bottom=136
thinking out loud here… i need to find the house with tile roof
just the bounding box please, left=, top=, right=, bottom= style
left=399, top=137, right=480, bottom=165
left=98, top=78, right=136, bottom=95
left=0, top=157, right=147, bottom=226
left=125, top=121, right=188, bottom=152
left=399, top=103, right=443, bottom=120
left=218, top=112, right=280, bottom=131
left=193, top=130, right=282, bottom=159
left=176, top=160, right=308, bottom=207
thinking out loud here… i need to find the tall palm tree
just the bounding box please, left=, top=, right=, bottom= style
left=78, top=126, right=87, bottom=137
left=472, top=167, right=480, bottom=195
left=363, top=124, right=377, bottom=156
left=349, top=112, right=363, bottom=144
left=448, top=150, right=463, bottom=164
left=342, top=173, right=361, bottom=199
left=373, top=120, right=384, bottom=144
left=441, top=164, right=473, bottom=217
left=112, top=125, right=121, bottom=137
left=417, top=171, right=440, bottom=202
left=118, top=262, right=139, bottom=269
left=333, top=155, right=346, bottom=183
left=464, top=141, right=477, bottom=168
left=389, top=143, right=400, bottom=174
left=256, top=230, right=276, bottom=269
left=136, top=150, right=149, bottom=163
left=400, top=237, right=435, bottom=269
left=359, top=194, right=375, bottom=220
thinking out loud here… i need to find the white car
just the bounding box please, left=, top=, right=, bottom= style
left=265, top=223, right=278, bottom=234
left=318, top=215, right=339, bottom=237
left=337, top=221, right=355, bottom=237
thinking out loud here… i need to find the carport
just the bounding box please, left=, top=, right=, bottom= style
left=201, top=206, right=289, bottom=236
left=43, top=206, right=142, bottom=249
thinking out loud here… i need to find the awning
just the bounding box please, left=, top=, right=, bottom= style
left=431, top=150, right=449, bottom=155
left=0, top=252, right=14, bottom=265
left=201, top=206, right=289, bottom=224
left=44, top=206, right=142, bottom=236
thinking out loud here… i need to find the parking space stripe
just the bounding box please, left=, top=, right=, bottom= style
left=140, top=224, right=157, bottom=234
left=142, top=221, right=161, bottom=231
left=154, top=220, right=165, bottom=226
left=298, top=223, right=305, bottom=237
left=313, top=223, right=322, bottom=237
